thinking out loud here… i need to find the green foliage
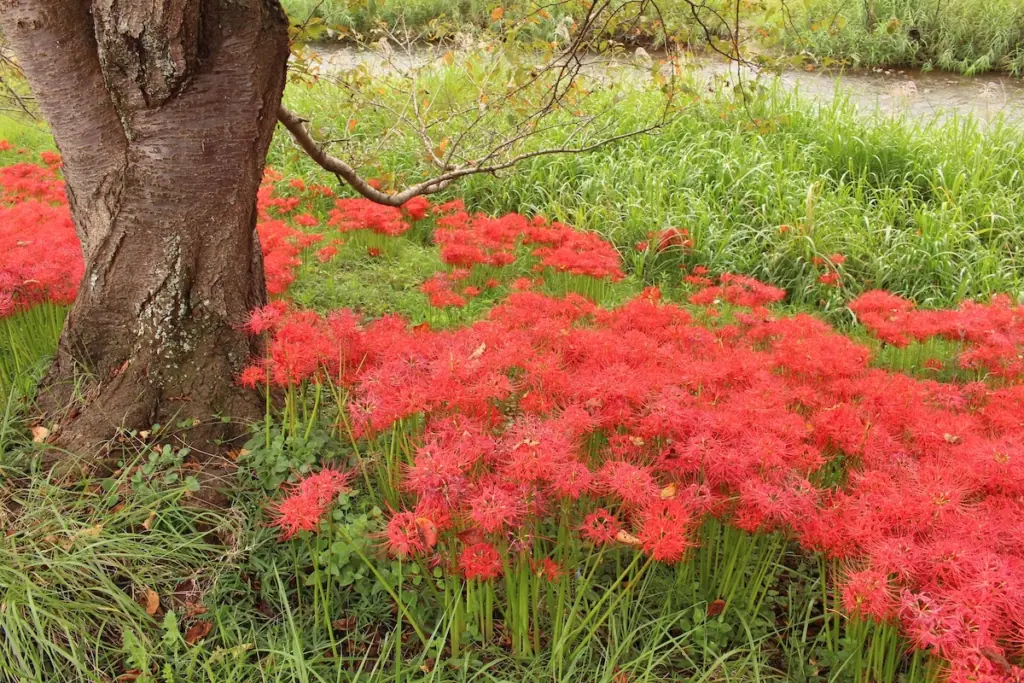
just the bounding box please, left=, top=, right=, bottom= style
left=277, top=71, right=1024, bottom=313
left=281, top=0, right=740, bottom=48
left=0, top=456, right=234, bottom=682
left=764, top=0, right=1024, bottom=75
left=281, top=0, right=1024, bottom=75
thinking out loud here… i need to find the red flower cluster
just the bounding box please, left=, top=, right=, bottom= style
left=254, top=170, right=331, bottom=295
left=328, top=198, right=410, bottom=237
left=688, top=272, right=787, bottom=308
left=249, top=279, right=1024, bottom=677
left=852, top=290, right=1024, bottom=379
left=434, top=209, right=624, bottom=281
left=269, top=467, right=353, bottom=540
left=0, top=160, right=81, bottom=317
left=420, top=270, right=476, bottom=309
left=1, top=162, right=334, bottom=314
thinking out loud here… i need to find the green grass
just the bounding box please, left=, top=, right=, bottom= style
left=282, top=0, right=738, bottom=48
left=281, top=0, right=1024, bottom=75
left=769, top=0, right=1024, bottom=75
left=276, top=68, right=1024, bottom=313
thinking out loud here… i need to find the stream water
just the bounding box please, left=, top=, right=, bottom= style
left=307, top=43, right=1024, bottom=125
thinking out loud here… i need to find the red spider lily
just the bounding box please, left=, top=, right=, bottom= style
left=382, top=511, right=436, bottom=558
left=237, top=365, right=266, bottom=389
left=636, top=498, right=695, bottom=563
left=597, top=461, right=659, bottom=508
left=818, top=272, right=840, bottom=286
left=689, top=273, right=786, bottom=308
left=468, top=482, right=524, bottom=533
left=840, top=568, right=897, bottom=621
left=294, top=212, right=318, bottom=227
left=270, top=490, right=325, bottom=540
left=0, top=162, right=81, bottom=317
left=14, top=154, right=1024, bottom=672
left=434, top=210, right=624, bottom=282
left=459, top=542, right=503, bottom=580
left=401, top=196, right=430, bottom=221
left=655, top=226, right=692, bottom=252
left=316, top=245, right=338, bottom=262
left=330, top=198, right=409, bottom=236
left=297, top=467, right=353, bottom=504
left=532, top=557, right=564, bottom=581
left=580, top=509, right=621, bottom=546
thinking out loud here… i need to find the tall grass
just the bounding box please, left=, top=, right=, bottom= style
left=281, top=0, right=1024, bottom=75
left=281, top=0, right=737, bottom=47
left=277, top=72, right=1024, bottom=311
left=771, top=0, right=1024, bottom=75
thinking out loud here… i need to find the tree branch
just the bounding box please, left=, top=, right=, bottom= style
left=278, top=103, right=669, bottom=206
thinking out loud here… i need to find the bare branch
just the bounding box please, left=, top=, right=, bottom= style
left=278, top=0, right=740, bottom=207
left=278, top=103, right=670, bottom=206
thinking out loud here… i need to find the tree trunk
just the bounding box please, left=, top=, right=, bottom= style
left=0, top=0, right=289, bottom=462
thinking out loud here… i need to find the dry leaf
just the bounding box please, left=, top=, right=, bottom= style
left=185, top=602, right=208, bottom=618
left=415, top=516, right=438, bottom=549
left=332, top=616, right=357, bottom=631
left=184, top=620, right=213, bottom=646
left=491, top=6, right=504, bottom=20
left=144, top=588, right=160, bottom=616
left=660, top=483, right=677, bottom=500
left=31, top=426, right=50, bottom=443
left=142, top=511, right=156, bottom=530
left=469, top=342, right=486, bottom=360
left=77, top=524, right=104, bottom=540
left=707, top=599, right=727, bottom=617
left=346, top=118, right=357, bottom=132
left=116, top=670, right=143, bottom=682
left=615, top=530, right=641, bottom=546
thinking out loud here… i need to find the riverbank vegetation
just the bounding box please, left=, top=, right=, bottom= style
left=281, top=0, right=1024, bottom=76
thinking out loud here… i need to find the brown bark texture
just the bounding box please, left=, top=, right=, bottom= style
left=0, top=0, right=290, bottom=459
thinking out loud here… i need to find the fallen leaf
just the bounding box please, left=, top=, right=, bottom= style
left=31, top=426, right=50, bottom=443
left=490, top=6, right=504, bottom=21
left=615, top=530, right=641, bottom=546
left=347, top=118, right=357, bottom=132
left=77, top=524, right=104, bottom=539
left=415, top=516, right=438, bottom=548
left=142, top=511, right=156, bottom=530
left=116, top=670, right=143, bottom=682
left=332, top=616, right=357, bottom=631
left=660, top=483, right=677, bottom=500
left=144, top=588, right=160, bottom=616
left=185, top=602, right=208, bottom=618
left=184, top=620, right=212, bottom=646
left=707, top=599, right=726, bottom=617
left=469, top=342, right=486, bottom=360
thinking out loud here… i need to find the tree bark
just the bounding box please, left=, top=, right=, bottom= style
left=0, top=0, right=289, bottom=460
